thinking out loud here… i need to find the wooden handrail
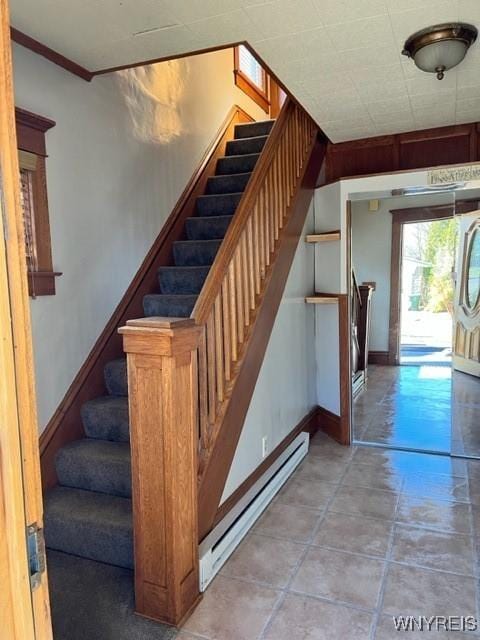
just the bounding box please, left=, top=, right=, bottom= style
left=190, top=97, right=318, bottom=490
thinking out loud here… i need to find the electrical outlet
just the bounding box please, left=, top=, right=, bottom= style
left=262, top=436, right=268, bottom=458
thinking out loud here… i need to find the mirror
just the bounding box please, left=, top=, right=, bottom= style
left=467, top=228, right=480, bottom=310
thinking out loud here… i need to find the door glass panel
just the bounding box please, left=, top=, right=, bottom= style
left=467, top=229, right=480, bottom=310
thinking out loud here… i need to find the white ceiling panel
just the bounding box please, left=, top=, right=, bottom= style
left=9, top=0, right=480, bottom=142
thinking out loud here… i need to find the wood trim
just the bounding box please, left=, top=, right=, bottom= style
left=1, top=6, right=53, bottom=637
left=388, top=202, right=457, bottom=365
left=338, top=292, right=351, bottom=446
left=213, top=407, right=320, bottom=528
left=11, top=28, right=93, bottom=81
left=305, top=294, right=339, bottom=304
left=197, top=135, right=326, bottom=541
left=28, top=270, right=62, bottom=297
left=15, top=107, right=55, bottom=157
left=316, top=406, right=342, bottom=442
left=233, top=44, right=269, bottom=113
left=306, top=231, right=340, bottom=242
left=39, top=104, right=255, bottom=490
left=368, top=350, right=390, bottom=365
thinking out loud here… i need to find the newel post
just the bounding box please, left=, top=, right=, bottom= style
left=119, top=317, right=202, bottom=626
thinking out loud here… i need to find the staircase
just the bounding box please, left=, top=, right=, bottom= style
left=44, top=119, right=275, bottom=638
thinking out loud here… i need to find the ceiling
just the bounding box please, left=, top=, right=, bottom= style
left=9, top=0, right=480, bottom=142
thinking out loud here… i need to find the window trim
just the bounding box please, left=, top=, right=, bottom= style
left=234, top=46, right=270, bottom=113
left=15, top=107, right=61, bottom=297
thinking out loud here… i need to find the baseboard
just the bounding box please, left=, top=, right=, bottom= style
left=368, top=350, right=390, bottom=365
left=212, top=406, right=319, bottom=529
left=316, top=405, right=348, bottom=445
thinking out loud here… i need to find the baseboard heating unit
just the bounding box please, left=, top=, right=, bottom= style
left=199, top=431, right=309, bottom=591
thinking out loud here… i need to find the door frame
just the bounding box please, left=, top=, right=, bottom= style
left=387, top=200, right=480, bottom=366
left=0, top=1, right=53, bottom=637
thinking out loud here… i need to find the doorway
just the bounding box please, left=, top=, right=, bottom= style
left=400, top=218, right=457, bottom=367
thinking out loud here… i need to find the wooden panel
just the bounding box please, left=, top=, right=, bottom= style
left=120, top=318, right=201, bottom=626
left=1, top=4, right=53, bottom=637
left=39, top=104, right=254, bottom=490
left=325, top=122, right=480, bottom=182
left=316, top=406, right=342, bottom=442
left=368, top=350, right=390, bottom=365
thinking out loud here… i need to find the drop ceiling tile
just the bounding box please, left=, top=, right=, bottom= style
left=366, top=95, right=411, bottom=116
left=458, top=64, right=480, bottom=87
left=456, top=97, right=480, bottom=112
left=351, top=62, right=405, bottom=85
left=355, top=79, right=409, bottom=101
left=455, top=110, right=480, bottom=124
left=327, top=14, right=396, bottom=51
left=312, top=0, right=387, bottom=26
left=186, top=9, right=262, bottom=46
left=387, top=0, right=458, bottom=14
left=339, top=43, right=402, bottom=69
left=409, top=90, right=456, bottom=109
left=254, top=26, right=335, bottom=64
left=406, top=71, right=457, bottom=95
left=168, top=0, right=248, bottom=24
left=458, top=0, right=480, bottom=21
left=457, top=85, right=480, bottom=100
left=370, top=113, right=415, bottom=129
left=244, top=0, right=323, bottom=39
left=389, top=2, right=460, bottom=47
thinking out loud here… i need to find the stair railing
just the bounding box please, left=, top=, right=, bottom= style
left=191, top=98, right=317, bottom=480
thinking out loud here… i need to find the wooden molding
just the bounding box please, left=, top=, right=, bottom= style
left=197, top=135, right=326, bottom=541
left=306, top=231, right=340, bottom=243
left=39, top=104, right=254, bottom=490
left=368, top=350, right=389, bottom=365
left=11, top=28, right=93, bottom=82
left=316, top=406, right=342, bottom=442
left=119, top=318, right=202, bottom=625
left=325, top=121, right=480, bottom=182
left=305, top=293, right=340, bottom=304
left=338, top=292, right=351, bottom=446
left=213, top=407, right=320, bottom=528
left=15, top=107, right=55, bottom=157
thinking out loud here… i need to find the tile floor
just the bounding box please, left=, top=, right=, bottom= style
left=353, top=364, right=480, bottom=457
left=177, top=432, right=480, bottom=639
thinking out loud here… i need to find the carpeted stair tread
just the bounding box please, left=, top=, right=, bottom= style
left=196, top=192, right=242, bottom=217
left=173, top=238, right=221, bottom=266
left=226, top=135, right=268, bottom=156
left=44, top=487, right=133, bottom=569
left=143, top=293, right=197, bottom=318
left=185, top=214, right=233, bottom=240
left=55, top=439, right=131, bottom=498
left=81, top=396, right=129, bottom=442
left=234, top=120, right=275, bottom=139
left=47, top=551, right=175, bottom=640
left=216, top=152, right=259, bottom=175
left=158, top=265, right=210, bottom=295
left=104, top=358, right=128, bottom=396
left=206, top=172, right=251, bottom=195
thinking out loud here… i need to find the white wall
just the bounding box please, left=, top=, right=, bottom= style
left=222, top=207, right=316, bottom=501
left=13, top=44, right=265, bottom=432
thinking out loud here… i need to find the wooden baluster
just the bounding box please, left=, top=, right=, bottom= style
left=221, top=279, right=231, bottom=382
left=278, top=139, right=286, bottom=222
left=258, top=195, right=266, bottom=280
left=214, top=296, right=224, bottom=403
left=119, top=317, right=202, bottom=626
left=241, top=233, right=250, bottom=326
left=228, top=262, right=238, bottom=361
left=206, top=312, right=216, bottom=425
left=246, top=216, right=255, bottom=309
left=197, top=327, right=209, bottom=455
left=267, top=171, right=275, bottom=250
left=273, top=155, right=281, bottom=237
left=234, top=248, right=244, bottom=345
left=262, top=185, right=270, bottom=268
left=253, top=204, right=261, bottom=294
left=294, top=108, right=301, bottom=178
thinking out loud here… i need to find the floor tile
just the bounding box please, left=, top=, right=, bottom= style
left=313, top=512, right=392, bottom=557
left=276, top=475, right=337, bottom=510
left=220, top=533, right=305, bottom=588
left=291, top=546, right=384, bottom=609
left=263, top=593, right=372, bottom=640
left=391, top=524, right=475, bottom=575
left=396, top=494, right=472, bottom=534
left=341, top=461, right=404, bottom=492
left=182, top=575, right=280, bottom=640
left=329, top=485, right=398, bottom=520
left=253, top=502, right=321, bottom=543
left=402, top=473, right=469, bottom=503
left=292, top=457, right=346, bottom=484
left=382, top=564, right=477, bottom=617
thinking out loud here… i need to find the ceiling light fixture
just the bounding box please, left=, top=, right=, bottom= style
left=402, top=22, right=477, bottom=80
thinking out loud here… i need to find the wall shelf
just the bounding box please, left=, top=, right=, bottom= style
left=306, top=230, right=341, bottom=243
left=305, top=294, right=339, bottom=304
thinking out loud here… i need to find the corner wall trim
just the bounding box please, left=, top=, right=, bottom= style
left=10, top=28, right=94, bottom=81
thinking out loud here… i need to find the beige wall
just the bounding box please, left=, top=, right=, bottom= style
left=13, top=43, right=265, bottom=432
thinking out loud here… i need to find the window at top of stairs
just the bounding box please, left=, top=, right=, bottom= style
left=234, top=45, right=270, bottom=113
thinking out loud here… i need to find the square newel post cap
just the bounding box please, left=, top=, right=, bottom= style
left=119, top=316, right=202, bottom=356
